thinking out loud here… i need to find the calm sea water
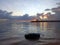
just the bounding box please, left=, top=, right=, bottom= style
left=0, top=22, right=60, bottom=45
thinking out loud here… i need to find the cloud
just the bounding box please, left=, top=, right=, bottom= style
left=0, top=10, right=12, bottom=19
left=56, top=2, right=60, bottom=6
left=52, top=7, right=60, bottom=12
left=51, top=6, right=60, bottom=19
left=44, top=4, right=60, bottom=20
left=13, top=14, right=35, bottom=20
left=45, top=9, right=51, bottom=11
left=0, top=9, right=35, bottom=20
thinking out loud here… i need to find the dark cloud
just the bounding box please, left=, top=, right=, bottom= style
left=0, top=9, right=35, bottom=20
left=52, top=7, right=60, bottom=12
left=45, top=9, right=51, bottom=11
left=56, top=2, right=60, bottom=6
left=44, top=4, right=60, bottom=20
left=12, top=14, right=35, bottom=20
left=51, top=6, right=60, bottom=19
left=0, top=10, right=12, bottom=19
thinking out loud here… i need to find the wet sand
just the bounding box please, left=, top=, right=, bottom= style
left=11, top=39, right=60, bottom=45
left=45, top=42, right=60, bottom=45
left=1, top=38, right=60, bottom=45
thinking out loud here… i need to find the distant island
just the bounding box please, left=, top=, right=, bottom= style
left=31, top=20, right=60, bottom=22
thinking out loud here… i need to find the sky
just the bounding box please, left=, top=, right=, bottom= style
left=0, top=0, right=60, bottom=16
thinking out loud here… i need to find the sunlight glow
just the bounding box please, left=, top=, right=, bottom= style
left=39, top=16, right=43, bottom=19
left=43, top=15, right=48, bottom=19
left=39, top=15, right=48, bottom=20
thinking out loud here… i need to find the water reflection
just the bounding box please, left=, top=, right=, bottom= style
left=33, top=22, right=60, bottom=38
left=0, top=22, right=12, bottom=39
left=40, top=22, right=48, bottom=31
left=0, top=22, right=60, bottom=39
left=0, top=22, right=60, bottom=45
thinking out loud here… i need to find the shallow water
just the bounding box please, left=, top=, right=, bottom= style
left=0, top=22, right=60, bottom=45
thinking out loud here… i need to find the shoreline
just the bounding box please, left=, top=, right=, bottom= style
left=31, top=20, right=60, bottom=22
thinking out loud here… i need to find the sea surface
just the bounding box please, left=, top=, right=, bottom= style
left=0, top=21, right=60, bottom=45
